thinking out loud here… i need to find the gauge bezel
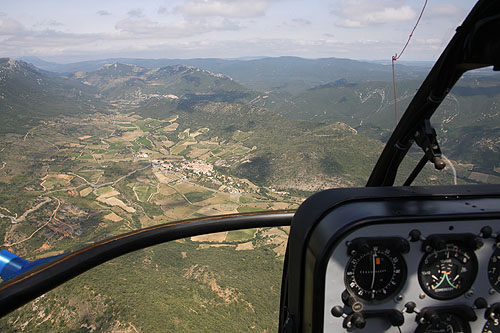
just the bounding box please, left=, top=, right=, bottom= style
left=482, top=319, right=500, bottom=333
left=344, top=244, right=407, bottom=304
left=415, top=312, right=471, bottom=333
left=418, top=243, right=478, bottom=300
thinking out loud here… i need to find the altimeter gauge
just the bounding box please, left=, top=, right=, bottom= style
left=344, top=245, right=406, bottom=302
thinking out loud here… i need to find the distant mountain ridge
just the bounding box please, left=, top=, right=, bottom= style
left=19, top=56, right=429, bottom=94
left=69, top=62, right=254, bottom=104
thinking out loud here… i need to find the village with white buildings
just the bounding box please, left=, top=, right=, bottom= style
left=148, top=157, right=261, bottom=195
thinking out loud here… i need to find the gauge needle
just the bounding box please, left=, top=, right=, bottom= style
left=371, top=253, right=376, bottom=289
left=432, top=270, right=458, bottom=290
left=444, top=272, right=458, bottom=289
left=433, top=273, right=447, bottom=289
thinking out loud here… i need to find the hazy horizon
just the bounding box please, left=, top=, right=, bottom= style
left=14, top=54, right=437, bottom=67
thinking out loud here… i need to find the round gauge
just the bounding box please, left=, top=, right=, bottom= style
left=416, top=313, right=471, bottom=333
left=344, top=245, right=406, bottom=302
left=418, top=243, right=478, bottom=300
left=488, top=248, right=500, bottom=292
left=483, top=319, right=500, bottom=333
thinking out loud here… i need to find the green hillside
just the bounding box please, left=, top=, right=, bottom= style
left=0, top=235, right=285, bottom=332
left=133, top=95, right=452, bottom=190
left=268, top=75, right=500, bottom=181
left=0, top=58, right=106, bottom=134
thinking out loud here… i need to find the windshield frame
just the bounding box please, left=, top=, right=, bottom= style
left=367, top=0, right=500, bottom=187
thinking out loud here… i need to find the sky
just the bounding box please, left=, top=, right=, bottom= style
left=0, top=0, right=476, bottom=63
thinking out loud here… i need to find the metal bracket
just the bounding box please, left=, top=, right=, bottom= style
left=403, top=119, right=446, bottom=186
left=414, top=119, right=446, bottom=170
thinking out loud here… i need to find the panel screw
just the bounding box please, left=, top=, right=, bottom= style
left=409, top=229, right=421, bottom=242
left=419, top=293, right=426, bottom=300
left=352, top=302, right=363, bottom=312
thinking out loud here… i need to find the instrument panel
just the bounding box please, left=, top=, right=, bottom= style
left=280, top=185, right=500, bottom=333
left=325, top=219, right=500, bottom=332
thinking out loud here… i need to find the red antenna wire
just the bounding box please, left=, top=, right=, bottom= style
left=392, top=0, right=428, bottom=125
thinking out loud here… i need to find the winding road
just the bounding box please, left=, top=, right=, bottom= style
left=0, top=197, right=52, bottom=224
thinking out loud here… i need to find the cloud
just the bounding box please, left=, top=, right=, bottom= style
left=0, top=8, right=245, bottom=60
left=415, top=38, right=442, bottom=46
left=337, top=19, right=363, bottom=28
left=115, top=18, right=157, bottom=35
left=127, top=9, right=145, bottom=18
left=0, top=28, right=445, bottom=63
left=32, top=19, right=64, bottom=29
left=0, top=29, right=108, bottom=59
left=175, top=0, right=269, bottom=18
left=115, top=17, right=241, bottom=38
left=333, top=0, right=416, bottom=28
left=0, top=13, right=25, bottom=36
left=365, top=6, right=415, bottom=24
left=0, top=2, right=457, bottom=62
left=97, top=10, right=111, bottom=16
left=47, top=20, right=63, bottom=27
left=291, top=18, right=311, bottom=26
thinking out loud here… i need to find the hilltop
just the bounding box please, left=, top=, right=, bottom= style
left=69, top=62, right=253, bottom=104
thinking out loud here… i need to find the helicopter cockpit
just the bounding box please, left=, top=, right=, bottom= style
left=1, top=0, right=499, bottom=332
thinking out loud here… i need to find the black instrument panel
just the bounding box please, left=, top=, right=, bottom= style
left=280, top=185, right=500, bottom=333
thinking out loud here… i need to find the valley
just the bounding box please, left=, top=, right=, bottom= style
left=0, top=110, right=300, bottom=332
left=0, top=111, right=300, bottom=254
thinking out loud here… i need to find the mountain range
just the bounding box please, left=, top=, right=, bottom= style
left=20, top=56, right=430, bottom=94
left=2, top=56, right=499, bottom=182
